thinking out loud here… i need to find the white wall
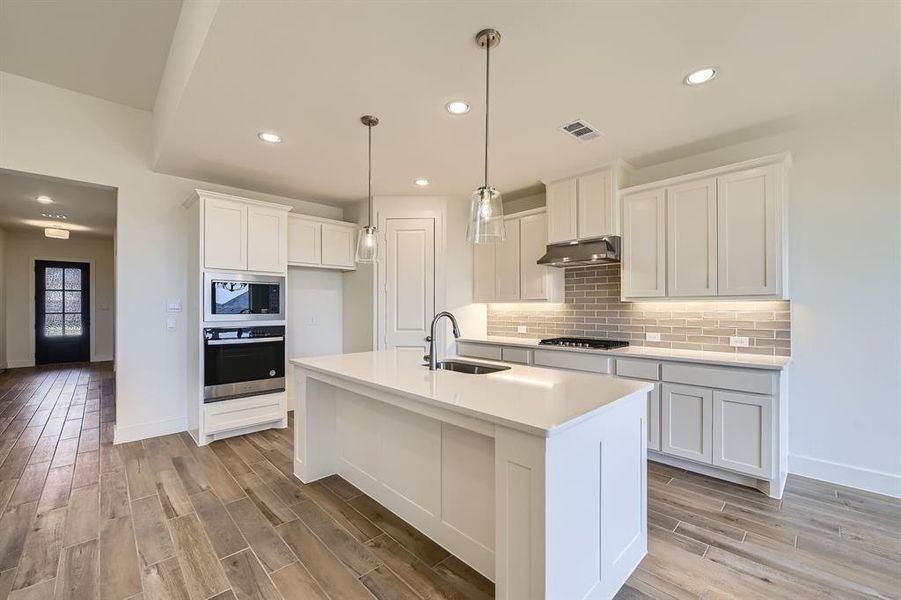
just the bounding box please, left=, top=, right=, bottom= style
left=0, top=72, right=343, bottom=443
left=504, top=191, right=546, bottom=214
left=629, top=104, right=901, bottom=496
left=287, top=268, right=343, bottom=359
left=3, top=231, right=115, bottom=367
left=341, top=200, right=374, bottom=353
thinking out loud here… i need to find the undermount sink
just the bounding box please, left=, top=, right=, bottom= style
left=426, top=360, right=511, bottom=375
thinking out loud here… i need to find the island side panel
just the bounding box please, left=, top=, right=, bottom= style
left=293, top=368, right=497, bottom=579
left=294, top=369, right=338, bottom=482
left=494, top=391, right=648, bottom=600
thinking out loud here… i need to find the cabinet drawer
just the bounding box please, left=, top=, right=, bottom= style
left=204, top=393, right=285, bottom=435
left=662, top=362, right=775, bottom=395
left=616, top=358, right=660, bottom=381
left=456, top=343, right=503, bottom=361
left=533, top=350, right=611, bottom=374
left=501, top=347, right=531, bottom=364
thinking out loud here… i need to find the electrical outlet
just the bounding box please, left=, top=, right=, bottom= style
left=517, top=326, right=527, bottom=333
left=730, top=336, right=750, bottom=348
left=646, top=332, right=661, bottom=342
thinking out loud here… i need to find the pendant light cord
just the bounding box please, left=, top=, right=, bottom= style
left=367, top=122, right=373, bottom=227
left=484, top=40, right=490, bottom=189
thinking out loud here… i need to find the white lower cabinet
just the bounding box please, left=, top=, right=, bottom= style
left=712, top=391, right=772, bottom=477
left=661, top=384, right=712, bottom=464
left=454, top=340, right=788, bottom=497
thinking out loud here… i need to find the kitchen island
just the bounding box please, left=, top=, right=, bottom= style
left=291, top=350, right=653, bottom=600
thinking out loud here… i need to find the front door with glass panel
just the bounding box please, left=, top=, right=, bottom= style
left=35, top=261, right=90, bottom=364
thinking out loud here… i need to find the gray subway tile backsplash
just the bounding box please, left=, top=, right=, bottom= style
left=486, top=263, right=791, bottom=356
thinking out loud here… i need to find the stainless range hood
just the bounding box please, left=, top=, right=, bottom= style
left=537, top=235, right=621, bottom=267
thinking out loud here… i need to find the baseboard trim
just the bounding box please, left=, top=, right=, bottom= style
left=92, top=354, right=113, bottom=362
left=6, top=358, right=34, bottom=368
left=114, top=416, right=187, bottom=445
left=789, top=453, right=901, bottom=499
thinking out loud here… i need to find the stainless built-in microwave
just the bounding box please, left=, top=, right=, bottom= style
left=204, top=272, right=285, bottom=322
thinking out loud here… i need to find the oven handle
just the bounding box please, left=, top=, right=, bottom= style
left=207, top=336, right=284, bottom=346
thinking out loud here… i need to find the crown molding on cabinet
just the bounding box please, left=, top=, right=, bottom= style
left=183, top=188, right=294, bottom=212
left=539, top=158, right=635, bottom=186
left=620, top=152, right=792, bottom=196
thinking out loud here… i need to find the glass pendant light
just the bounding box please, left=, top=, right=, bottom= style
left=355, top=115, right=380, bottom=263
left=467, top=28, right=506, bottom=244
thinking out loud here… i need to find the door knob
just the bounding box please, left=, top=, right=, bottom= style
left=425, top=336, right=432, bottom=342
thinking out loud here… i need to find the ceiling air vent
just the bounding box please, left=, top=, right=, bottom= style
left=560, top=119, right=602, bottom=141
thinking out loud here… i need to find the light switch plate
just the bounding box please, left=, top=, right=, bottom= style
left=517, top=326, right=527, bottom=333
left=646, top=332, right=661, bottom=342
left=166, top=317, right=177, bottom=330
left=730, top=336, right=750, bottom=348
left=167, top=300, right=182, bottom=313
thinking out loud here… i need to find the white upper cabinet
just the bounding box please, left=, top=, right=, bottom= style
left=622, top=189, right=666, bottom=298
left=320, top=223, right=356, bottom=269
left=667, top=178, right=717, bottom=297
left=578, top=169, right=617, bottom=239
left=204, top=196, right=248, bottom=271
left=495, top=218, right=521, bottom=301
left=544, top=162, right=627, bottom=245
left=200, top=192, right=290, bottom=273
left=620, top=154, right=788, bottom=300
left=519, top=212, right=550, bottom=300
left=472, top=242, right=496, bottom=303
left=545, top=178, right=578, bottom=244
left=471, top=208, right=563, bottom=303
left=287, top=215, right=321, bottom=265
left=247, top=205, right=288, bottom=273
left=717, top=165, right=781, bottom=296
left=287, top=214, right=357, bottom=271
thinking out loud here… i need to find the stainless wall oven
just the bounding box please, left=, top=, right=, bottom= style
left=203, top=326, right=285, bottom=403
left=204, top=272, right=284, bottom=322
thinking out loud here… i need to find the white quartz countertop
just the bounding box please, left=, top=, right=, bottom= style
left=290, top=350, right=652, bottom=438
left=458, top=336, right=791, bottom=370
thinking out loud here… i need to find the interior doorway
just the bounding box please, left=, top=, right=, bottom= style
left=34, top=260, right=91, bottom=364
left=0, top=168, right=116, bottom=369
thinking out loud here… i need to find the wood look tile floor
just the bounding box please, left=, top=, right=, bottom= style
left=0, top=364, right=898, bottom=600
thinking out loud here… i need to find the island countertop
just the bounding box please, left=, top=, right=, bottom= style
left=290, top=350, right=652, bottom=437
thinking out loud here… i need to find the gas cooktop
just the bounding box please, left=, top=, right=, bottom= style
left=538, top=337, right=630, bottom=350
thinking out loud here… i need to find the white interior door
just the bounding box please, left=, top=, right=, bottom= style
left=383, top=218, right=435, bottom=353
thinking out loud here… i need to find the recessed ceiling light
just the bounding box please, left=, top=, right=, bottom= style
left=36, top=195, right=53, bottom=204
left=446, top=101, right=470, bottom=115
left=684, top=67, right=717, bottom=86
left=257, top=131, right=282, bottom=143
left=414, top=178, right=430, bottom=187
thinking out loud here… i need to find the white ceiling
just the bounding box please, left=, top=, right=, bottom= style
left=150, top=1, right=899, bottom=204
left=0, top=0, right=182, bottom=110
left=2, top=2, right=898, bottom=206
left=0, top=170, right=117, bottom=238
